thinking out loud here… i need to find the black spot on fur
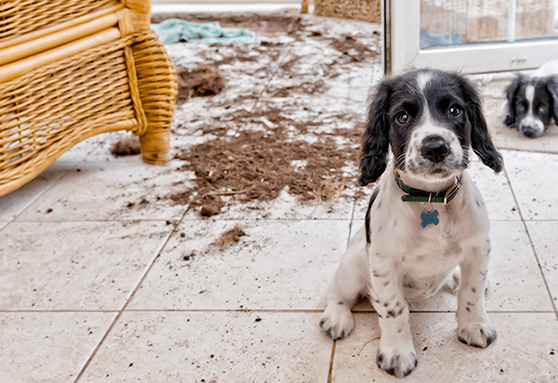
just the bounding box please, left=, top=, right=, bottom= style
left=466, top=307, right=471, bottom=312
left=387, top=307, right=404, bottom=318
left=338, top=301, right=344, bottom=305
left=377, top=352, right=385, bottom=364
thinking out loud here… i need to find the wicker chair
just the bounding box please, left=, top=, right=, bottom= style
left=0, top=0, right=178, bottom=197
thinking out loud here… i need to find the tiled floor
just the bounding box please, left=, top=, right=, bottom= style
left=2, top=12, right=558, bottom=383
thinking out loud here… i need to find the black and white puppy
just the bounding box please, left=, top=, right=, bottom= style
left=320, top=69, right=503, bottom=378
left=504, top=71, right=558, bottom=138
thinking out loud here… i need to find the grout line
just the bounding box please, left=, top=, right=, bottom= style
left=326, top=340, right=336, bottom=383
left=249, top=44, right=293, bottom=115
left=1, top=139, right=108, bottom=231
left=0, top=310, right=120, bottom=313
left=1, top=308, right=551, bottom=315
left=0, top=308, right=554, bottom=314
left=72, top=209, right=188, bottom=383
left=86, top=308, right=556, bottom=314
left=0, top=170, right=69, bottom=232
left=502, top=167, right=558, bottom=319
left=9, top=217, right=356, bottom=224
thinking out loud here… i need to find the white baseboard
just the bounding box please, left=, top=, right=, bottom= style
left=152, top=3, right=310, bottom=14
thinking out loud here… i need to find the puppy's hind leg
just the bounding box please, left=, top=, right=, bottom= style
left=320, top=227, right=369, bottom=340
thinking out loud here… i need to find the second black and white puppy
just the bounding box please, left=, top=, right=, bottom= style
left=504, top=65, right=558, bottom=138
left=320, top=69, right=503, bottom=378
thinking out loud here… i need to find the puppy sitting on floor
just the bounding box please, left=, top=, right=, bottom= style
left=320, top=68, right=503, bottom=378
left=504, top=60, right=558, bottom=138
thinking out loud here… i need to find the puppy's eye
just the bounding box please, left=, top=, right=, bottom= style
left=396, top=112, right=409, bottom=124
left=448, top=105, right=462, bottom=117
left=516, top=104, right=525, bottom=112
left=539, top=106, right=547, bottom=113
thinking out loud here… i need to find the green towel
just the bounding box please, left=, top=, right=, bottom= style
left=151, top=19, right=255, bottom=44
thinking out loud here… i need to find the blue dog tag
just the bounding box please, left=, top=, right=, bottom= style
left=421, top=209, right=439, bottom=228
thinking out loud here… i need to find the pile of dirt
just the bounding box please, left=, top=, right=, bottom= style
left=171, top=109, right=364, bottom=216
left=176, top=65, right=227, bottom=104
left=111, top=135, right=141, bottom=156
left=210, top=225, right=246, bottom=248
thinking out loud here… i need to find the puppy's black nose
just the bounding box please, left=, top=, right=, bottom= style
left=521, top=126, right=538, bottom=138
left=421, top=135, right=450, bottom=163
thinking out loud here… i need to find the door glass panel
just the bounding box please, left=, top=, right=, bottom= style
left=420, top=0, right=558, bottom=50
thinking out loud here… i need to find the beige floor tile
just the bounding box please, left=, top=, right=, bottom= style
left=525, top=220, right=558, bottom=305
left=332, top=312, right=558, bottom=382
left=467, top=154, right=520, bottom=221
left=0, top=167, right=68, bottom=222
left=0, top=221, right=173, bottom=310
left=14, top=155, right=192, bottom=222
left=480, top=221, right=551, bottom=312
left=128, top=219, right=350, bottom=310
left=0, top=312, right=115, bottom=383
left=504, top=151, right=558, bottom=220
left=78, top=311, right=332, bottom=383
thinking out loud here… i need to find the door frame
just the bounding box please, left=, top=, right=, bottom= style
left=384, top=0, right=558, bottom=75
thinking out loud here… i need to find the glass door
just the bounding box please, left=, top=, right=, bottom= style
left=386, top=0, right=558, bottom=74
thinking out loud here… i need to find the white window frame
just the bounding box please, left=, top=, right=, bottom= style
left=385, top=0, right=558, bottom=75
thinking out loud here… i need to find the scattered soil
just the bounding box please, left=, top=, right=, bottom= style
left=111, top=135, right=141, bottom=156
left=176, top=65, right=226, bottom=104
left=171, top=109, right=363, bottom=216
left=210, top=225, right=246, bottom=248
left=149, top=14, right=381, bottom=217
left=329, top=34, right=379, bottom=63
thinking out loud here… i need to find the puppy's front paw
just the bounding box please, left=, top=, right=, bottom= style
left=457, top=320, right=497, bottom=348
left=376, top=343, right=418, bottom=378
left=319, top=304, right=354, bottom=340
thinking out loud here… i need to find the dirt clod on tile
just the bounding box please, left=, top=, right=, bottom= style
left=329, top=34, right=379, bottom=63
left=177, top=65, right=226, bottom=104
left=111, top=136, right=141, bottom=156
left=210, top=225, right=246, bottom=248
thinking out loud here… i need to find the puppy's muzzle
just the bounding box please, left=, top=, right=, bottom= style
left=421, top=135, right=450, bottom=163
left=520, top=125, right=542, bottom=138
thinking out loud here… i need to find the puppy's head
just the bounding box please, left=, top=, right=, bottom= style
left=359, top=69, right=503, bottom=186
left=504, top=74, right=558, bottom=138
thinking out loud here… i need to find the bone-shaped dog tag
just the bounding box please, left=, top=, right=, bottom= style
left=421, top=209, right=439, bottom=228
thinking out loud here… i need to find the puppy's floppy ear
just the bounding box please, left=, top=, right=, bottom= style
left=504, top=74, right=524, bottom=126
left=359, top=79, right=392, bottom=186
left=461, top=76, right=504, bottom=173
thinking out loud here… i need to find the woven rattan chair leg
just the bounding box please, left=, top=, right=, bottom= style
left=139, top=129, right=170, bottom=164
left=132, top=32, right=178, bottom=165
